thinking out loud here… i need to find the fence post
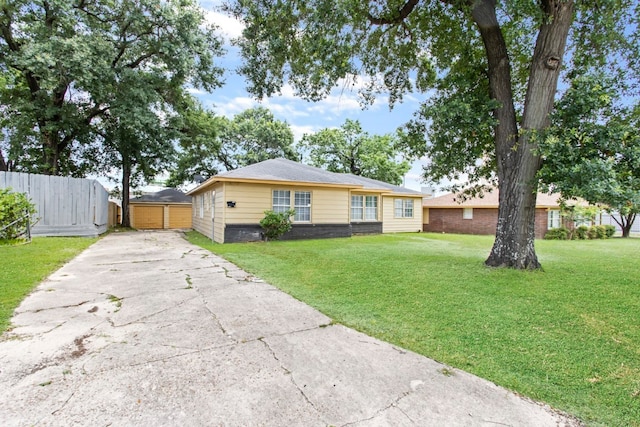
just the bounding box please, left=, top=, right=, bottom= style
left=25, top=209, right=31, bottom=242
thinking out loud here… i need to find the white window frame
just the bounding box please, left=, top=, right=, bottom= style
left=351, top=195, right=378, bottom=221
left=365, top=196, right=378, bottom=220
left=463, top=208, right=473, bottom=220
left=272, top=189, right=312, bottom=223
left=198, top=194, right=204, bottom=218
left=548, top=209, right=561, bottom=229
left=351, top=195, right=364, bottom=221
left=394, top=199, right=414, bottom=218
left=294, top=191, right=311, bottom=222
left=272, top=190, right=291, bottom=214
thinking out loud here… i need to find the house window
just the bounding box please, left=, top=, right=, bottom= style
left=199, top=194, right=204, bottom=218
left=351, top=195, right=378, bottom=221
left=548, top=209, right=561, bottom=229
left=463, top=208, right=473, bottom=220
left=351, top=195, right=364, bottom=220
left=294, top=191, right=311, bottom=222
left=395, top=199, right=414, bottom=218
left=273, top=190, right=311, bottom=222
left=365, top=196, right=378, bottom=220
left=272, top=190, right=291, bottom=214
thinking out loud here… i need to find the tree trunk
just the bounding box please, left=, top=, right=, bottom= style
left=121, top=161, right=131, bottom=228
left=474, top=0, right=574, bottom=269
left=41, top=127, right=61, bottom=175
left=621, top=213, right=636, bottom=238
left=0, top=149, right=7, bottom=172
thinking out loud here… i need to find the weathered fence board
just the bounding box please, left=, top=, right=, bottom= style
left=0, top=172, right=108, bottom=237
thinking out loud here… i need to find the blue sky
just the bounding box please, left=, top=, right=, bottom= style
left=194, top=1, right=432, bottom=193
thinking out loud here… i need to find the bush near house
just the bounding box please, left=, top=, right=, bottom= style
left=0, top=188, right=36, bottom=241
left=544, top=224, right=616, bottom=240
left=259, top=209, right=295, bottom=241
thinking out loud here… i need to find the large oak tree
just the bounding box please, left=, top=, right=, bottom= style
left=226, top=0, right=635, bottom=269
left=1, top=0, right=223, bottom=176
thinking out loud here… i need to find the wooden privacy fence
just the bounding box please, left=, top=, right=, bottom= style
left=0, top=172, right=109, bottom=237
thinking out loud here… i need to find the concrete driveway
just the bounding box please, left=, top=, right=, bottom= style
left=0, top=231, right=580, bottom=426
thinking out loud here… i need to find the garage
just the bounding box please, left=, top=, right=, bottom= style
left=130, top=189, right=192, bottom=230
left=131, top=205, right=164, bottom=229
left=168, top=206, right=192, bottom=229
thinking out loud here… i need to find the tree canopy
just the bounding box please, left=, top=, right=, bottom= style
left=0, top=0, right=224, bottom=176
left=301, top=119, right=410, bottom=185
left=538, top=74, right=640, bottom=237
left=226, top=0, right=638, bottom=268
left=168, top=106, right=298, bottom=187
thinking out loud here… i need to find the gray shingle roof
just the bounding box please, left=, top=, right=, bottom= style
left=131, top=189, right=191, bottom=203
left=193, top=158, right=422, bottom=196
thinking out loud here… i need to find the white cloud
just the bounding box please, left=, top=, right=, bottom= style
left=290, top=124, right=318, bottom=142
left=211, top=96, right=258, bottom=117
left=203, top=10, right=245, bottom=42
left=186, top=87, right=207, bottom=96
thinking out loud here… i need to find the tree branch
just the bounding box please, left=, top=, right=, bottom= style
left=1, top=6, right=20, bottom=52
left=367, top=0, right=420, bottom=25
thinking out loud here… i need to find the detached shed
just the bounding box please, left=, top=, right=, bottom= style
left=130, top=189, right=192, bottom=230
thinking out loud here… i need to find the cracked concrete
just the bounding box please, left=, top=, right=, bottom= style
left=0, top=230, right=582, bottom=426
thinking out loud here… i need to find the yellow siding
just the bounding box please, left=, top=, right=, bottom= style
left=423, top=207, right=429, bottom=225
left=223, top=182, right=272, bottom=223
left=213, top=185, right=225, bottom=243
left=222, top=182, right=350, bottom=224
left=308, top=187, right=349, bottom=223
left=191, top=183, right=226, bottom=243
left=382, top=196, right=423, bottom=233
left=192, top=192, right=211, bottom=239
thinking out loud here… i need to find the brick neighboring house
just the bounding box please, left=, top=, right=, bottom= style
left=422, top=191, right=564, bottom=239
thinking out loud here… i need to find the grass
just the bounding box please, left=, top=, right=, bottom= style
left=0, top=237, right=97, bottom=332
left=186, top=231, right=640, bottom=427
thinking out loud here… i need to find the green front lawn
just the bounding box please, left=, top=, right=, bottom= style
left=186, top=231, right=640, bottom=427
left=0, top=237, right=97, bottom=332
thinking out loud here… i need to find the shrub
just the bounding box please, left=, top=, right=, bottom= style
left=574, top=225, right=589, bottom=240
left=544, top=227, right=570, bottom=240
left=586, top=225, right=608, bottom=240
left=0, top=188, right=37, bottom=241
left=260, top=209, right=295, bottom=241
left=604, top=225, right=616, bottom=238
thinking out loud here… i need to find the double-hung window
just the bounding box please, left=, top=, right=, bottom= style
left=365, top=196, right=378, bottom=220
left=294, top=191, right=311, bottom=222
left=351, top=196, right=364, bottom=220
left=272, top=190, right=291, bottom=214
left=272, top=190, right=311, bottom=222
left=351, top=195, right=378, bottom=221
left=394, top=199, right=414, bottom=218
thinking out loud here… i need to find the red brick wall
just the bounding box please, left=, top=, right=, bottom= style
left=424, top=208, right=550, bottom=239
